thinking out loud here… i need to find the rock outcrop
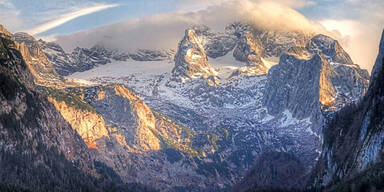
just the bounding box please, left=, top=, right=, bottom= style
left=190, top=25, right=237, bottom=58
left=263, top=52, right=334, bottom=121
left=47, top=96, right=109, bottom=149
left=38, top=40, right=75, bottom=76
left=0, top=24, right=11, bottom=38
left=172, top=28, right=217, bottom=80
left=12, top=32, right=63, bottom=86
left=0, top=29, right=125, bottom=192
left=129, top=49, right=175, bottom=61
left=263, top=34, right=369, bottom=121
left=309, top=29, right=384, bottom=191
left=89, top=85, right=162, bottom=151
left=233, top=31, right=267, bottom=74
left=307, top=34, right=353, bottom=64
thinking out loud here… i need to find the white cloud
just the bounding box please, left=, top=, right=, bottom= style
left=55, top=0, right=327, bottom=52
left=320, top=19, right=383, bottom=71
left=53, top=0, right=383, bottom=73
left=179, top=0, right=316, bottom=11
left=318, top=0, right=384, bottom=71
left=26, top=4, right=118, bottom=35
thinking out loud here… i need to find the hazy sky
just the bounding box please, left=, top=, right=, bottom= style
left=0, top=0, right=383, bottom=71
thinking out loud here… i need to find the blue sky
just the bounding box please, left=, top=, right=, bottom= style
left=1, top=0, right=378, bottom=35
left=0, top=0, right=383, bottom=70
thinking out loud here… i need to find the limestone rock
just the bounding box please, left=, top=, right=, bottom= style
left=172, top=28, right=216, bottom=80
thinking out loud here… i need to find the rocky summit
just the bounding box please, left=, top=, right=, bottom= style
left=309, top=30, right=384, bottom=191
left=172, top=28, right=217, bottom=81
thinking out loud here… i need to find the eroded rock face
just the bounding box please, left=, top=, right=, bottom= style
left=190, top=25, right=237, bottom=58
left=233, top=32, right=265, bottom=68
left=109, top=85, right=162, bottom=151
left=172, top=29, right=216, bottom=80
left=49, top=84, right=205, bottom=190
left=307, top=34, right=353, bottom=64
left=12, top=32, right=62, bottom=86
left=129, top=49, right=175, bottom=61
left=263, top=33, right=369, bottom=122
left=310, top=30, right=384, bottom=190
left=0, top=24, right=11, bottom=38
left=48, top=97, right=109, bottom=149
left=0, top=32, right=122, bottom=191
left=38, top=40, right=75, bottom=76
left=263, top=53, right=330, bottom=120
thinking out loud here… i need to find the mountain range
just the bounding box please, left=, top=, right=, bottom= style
left=0, top=22, right=382, bottom=192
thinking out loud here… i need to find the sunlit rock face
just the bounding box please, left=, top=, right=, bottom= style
left=48, top=97, right=109, bottom=149
left=101, top=85, right=162, bottom=151
left=47, top=84, right=163, bottom=152
left=0, top=24, right=11, bottom=38
left=0, top=30, right=123, bottom=191
left=46, top=84, right=206, bottom=190
left=263, top=33, right=369, bottom=122
left=233, top=31, right=268, bottom=73
left=12, top=32, right=63, bottom=86
left=172, top=28, right=217, bottom=80
left=306, top=34, right=353, bottom=64
left=310, top=30, right=384, bottom=190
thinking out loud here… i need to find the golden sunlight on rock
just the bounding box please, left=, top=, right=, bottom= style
left=318, top=56, right=336, bottom=107
left=48, top=97, right=109, bottom=149
left=114, top=85, right=162, bottom=151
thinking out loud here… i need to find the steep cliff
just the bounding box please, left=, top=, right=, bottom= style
left=233, top=31, right=268, bottom=74
left=310, top=30, right=384, bottom=191
left=12, top=33, right=63, bottom=87
left=43, top=84, right=205, bottom=191
left=0, top=29, right=125, bottom=192
left=263, top=34, right=369, bottom=122
left=263, top=52, right=331, bottom=121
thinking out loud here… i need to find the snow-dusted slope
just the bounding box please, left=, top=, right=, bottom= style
left=44, top=23, right=370, bottom=191
left=70, top=59, right=173, bottom=79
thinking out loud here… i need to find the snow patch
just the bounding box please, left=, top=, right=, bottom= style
left=69, top=59, right=173, bottom=80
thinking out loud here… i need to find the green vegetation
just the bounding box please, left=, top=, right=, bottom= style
left=151, top=129, right=201, bottom=157
left=152, top=111, right=195, bottom=138
left=44, top=87, right=96, bottom=113
left=152, top=111, right=202, bottom=157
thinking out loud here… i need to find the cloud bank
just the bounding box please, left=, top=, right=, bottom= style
left=26, top=4, right=118, bottom=35
left=317, top=0, right=384, bottom=71
left=54, top=0, right=382, bottom=71
left=55, top=0, right=329, bottom=52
